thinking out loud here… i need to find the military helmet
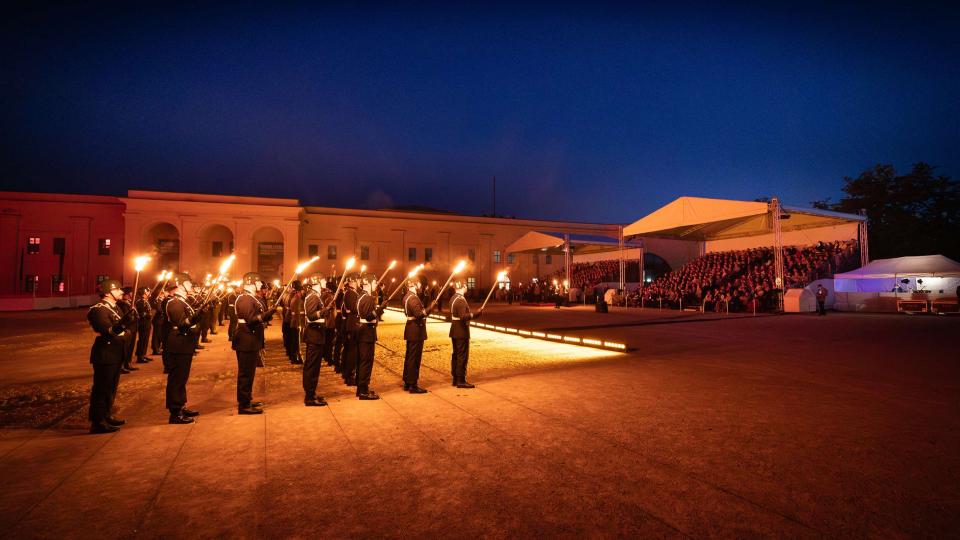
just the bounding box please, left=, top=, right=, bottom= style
left=453, top=280, right=467, bottom=293
left=98, top=278, right=123, bottom=296
left=242, top=272, right=263, bottom=285
left=165, top=273, right=193, bottom=291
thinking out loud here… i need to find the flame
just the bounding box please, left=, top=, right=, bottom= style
left=295, top=256, right=320, bottom=275
left=272, top=279, right=281, bottom=287
left=388, top=260, right=397, bottom=270
left=497, top=270, right=508, bottom=281
left=218, top=254, right=236, bottom=276
left=134, top=255, right=151, bottom=272
left=360, top=264, right=367, bottom=274
left=563, top=280, right=569, bottom=288
left=407, top=266, right=422, bottom=278
left=344, top=257, right=356, bottom=271
left=453, top=260, right=466, bottom=274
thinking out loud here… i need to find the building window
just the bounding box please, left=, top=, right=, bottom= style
left=308, top=244, right=319, bottom=258
left=545, top=254, right=552, bottom=265
left=424, top=247, right=433, bottom=262
left=467, top=277, right=476, bottom=290
left=360, top=245, right=370, bottom=261
left=53, top=237, right=66, bottom=256
left=508, top=253, right=515, bottom=264
left=24, top=274, right=38, bottom=292
left=27, top=237, right=40, bottom=254
left=51, top=274, right=65, bottom=293
left=98, top=238, right=111, bottom=255
left=493, top=250, right=501, bottom=263
left=408, top=247, right=417, bottom=261
left=468, top=249, right=476, bottom=262
left=327, top=245, right=337, bottom=260
left=212, top=241, right=223, bottom=258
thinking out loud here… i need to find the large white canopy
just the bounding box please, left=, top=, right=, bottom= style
left=623, top=196, right=864, bottom=240
left=834, top=255, right=960, bottom=280
left=504, top=231, right=642, bottom=255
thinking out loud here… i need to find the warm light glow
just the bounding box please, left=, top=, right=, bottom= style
left=360, top=264, right=367, bottom=274
left=532, top=331, right=546, bottom=338
left=388, top=260, right=397, bottom=270
left=391, top=278, right=396, bottom=283
left=432, top=280, right=437, bottom=286
left=344, top=257, right=356, bottom=271
left=134, top=255, right=151, bottom=272
left=272, top=279, right=281, bottom=287
left=453, top=260, right=466, bottom=274
left=519, top=330, right=532, bottom=336
left=552, top=279, right=558, bottom=287
left=547, top=334, right=562, bottom=340
left=564, top=336, right=581, bottom=343
left=218, top=254, right=236, bottom=276
left=563, top=280, right=568, bottom=288
left=407, top=266, right=422, bottom=278
left=295, top=256, right=320, bottom=275
left=497, top=270, right=508, bottom=282
left=582, top=338, right=602, bottom=346
left=604, top=342, right=627, bottom=350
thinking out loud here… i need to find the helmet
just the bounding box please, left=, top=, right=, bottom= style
left=360, top=277, right=376, bottom=294
left=121, top=286, right=134, bottom=295
left=98, top=278, right=123, bottom=296
left=243, top=272, right=265, bottom=290
left=345, top=273, right=360, bottom=287
left=407, top=278, right=421, bottom=291
left=167, top=273, right=194, bottom=293
left=138, top=287, right=151, bottom=296
left=453, top=281, right=468, bottom=294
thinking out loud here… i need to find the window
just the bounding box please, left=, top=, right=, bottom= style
left=507, top=253, right=515, bottom=264
left=212, top=241, right=223, bottom=258
left=424, top=247, right=433, bottom=262
left=493, top=250, right=501, bottom=263
left=545, top=254, right=552, bottom=265
left=24, top=274, right=38, bottom=292
left=98, top=238, right=111, bottom=255
left=360, top=245, right=370, bottom=261
left=51, top=274, right=65, bottom=293
left=468, top=248, right=476, bottom=262
left=467, top=277, right=476, bottom=290
left=308, top=244, right=319, bottom=257
left=27, top=237, right=40, bottom=254
left=408, top=247, right=417, bottom=261
left=327, top=245, right=337, bottom=260
left=53, top=237, right=66, bottom=256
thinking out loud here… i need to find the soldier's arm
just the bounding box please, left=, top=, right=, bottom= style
left=90, top=307, right=124, bottom=337
left=411, top=297, right=427, bottom=319
left=305, top=295, right=322, bottom=322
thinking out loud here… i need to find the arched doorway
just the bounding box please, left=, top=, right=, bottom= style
left=252, top=226, right=284, bottom=280
left=198, top=223, right=234, bottom=274
left=142, top=222, right=180, bottom=272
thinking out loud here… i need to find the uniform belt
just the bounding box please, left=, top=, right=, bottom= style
left=237, top=318, right=246, bottom=323
left=308, top=319, right=326, bottom=324
left=361, top=321, right=377, bottom=325
left=452, top=317, right=462, bottom=320
left=406, top=316, right=416, bottom=320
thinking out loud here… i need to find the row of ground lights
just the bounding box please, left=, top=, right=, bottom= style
left=385, top=308, right=627, bottom=352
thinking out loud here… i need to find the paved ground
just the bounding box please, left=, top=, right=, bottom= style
left=0, top=305, right=958, bottom=538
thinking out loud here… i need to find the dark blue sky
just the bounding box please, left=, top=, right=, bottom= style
left=3, top=2, right=958, bottom=223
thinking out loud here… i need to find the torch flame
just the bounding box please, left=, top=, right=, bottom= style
left=344, top=257, right=356, bottom=271
left=497, top=270, right=508, bottom=281
left=272, top=279, right=281, bottom=287
left=295, top=256, right=320, bottom=275
left=134, top=255, right=151, bottom=272
left=407, top=265, right=422, bottom=278
left=360, top=264, right=367, bottom=274
left=218, top=254, right=236, bottom=276
left=453, top=260, right=466, bottom=274
left=388, top=260, right=397, bottom=270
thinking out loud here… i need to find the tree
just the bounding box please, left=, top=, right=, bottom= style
left=825, top=163, right=959, bottom=261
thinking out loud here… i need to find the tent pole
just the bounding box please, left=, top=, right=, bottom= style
left=564, top=233, right=571, bottom=300
left=859, top=209, right=869, bottom=266
left=772, top=197, right=785, bottom=312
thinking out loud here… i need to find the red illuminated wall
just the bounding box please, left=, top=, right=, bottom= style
left=0, top=192, right=126, bottom=297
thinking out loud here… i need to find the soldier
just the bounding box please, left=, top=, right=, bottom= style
left=159, top=287, right=175, bottom=373
left=282, top=280, right=305, bottom=364
left=164, top=273, right=204, bottom=424
left=233, top=272, right=276, bottom=415
left=151, top=287, right=166, bottom=356
left=86, top=279, right=133, bottom=434
left=226, top=286, right=239, bottom=341
left=815, top=284, right=828, bottom=316
left=134, top=287, right=153, bottom=364
left=332, top=280, right=346, bottom=374
left=355, top=276, right=384, bottom=400
left=322, top=278, right=337, bottom=367
left=402, top=278, right=430, bottom=393
left=302, top=276, right=331, bottom=407
left=341, top=274, right=361, bottom=386
left=449, top=281, right=482, bottom=388
left=118, top=287, right=139, bottom=373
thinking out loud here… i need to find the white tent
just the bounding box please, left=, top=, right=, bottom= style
left=834, top=255, right=960, bottom=293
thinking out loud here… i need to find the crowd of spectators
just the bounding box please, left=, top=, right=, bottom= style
left=630, top=240, right=858, bottom=312
left=541, top=241, right=857, bottom=312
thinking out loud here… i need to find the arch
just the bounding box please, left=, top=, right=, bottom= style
left=141, top=221, right=180, bottom=272
left=198, top=222, right=234, bottom=274
left=641, top=252, right=671, bottom=282
left=252, top=225, right=285, bottom=280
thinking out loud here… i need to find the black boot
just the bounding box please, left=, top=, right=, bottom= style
left=90, top=421, right=119, bottom=434
left=407, top=385, right=428, bottom=394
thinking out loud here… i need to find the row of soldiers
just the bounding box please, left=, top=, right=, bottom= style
left=86, top=270, right=482, bottom=434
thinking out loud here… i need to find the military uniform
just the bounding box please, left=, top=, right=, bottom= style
left=402, top=290, right=428, bottom=392
left=86, top=298, right=127, bottom=432
left=282, top=290, right=304, bottom=364
left=226, top=290, right=239, bottom=341
left=233, top=289, right=270, bottom=413
left=302, top=288, right=332, bottom=405
left=321, top=286, right=337, bottom=366
left=333, top=289, right=346, bottom=373
left=117, top=297, right=138, bottom=371
left=135, top=293, right=153, bottom=363
left=355, top=288, right=382, bottom=398
left=159, top=294, right=174, bottom=372
left=341, top=286, right=361, bottom=385
left=449, top=292, right=478, bottom=388
left=164, top=293, right=201, bottom=419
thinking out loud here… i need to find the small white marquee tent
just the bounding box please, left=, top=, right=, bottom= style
left=833, top=255, right=960, bottom=293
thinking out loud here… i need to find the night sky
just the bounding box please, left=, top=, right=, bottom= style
left=2, top=2, right=958, bottom=223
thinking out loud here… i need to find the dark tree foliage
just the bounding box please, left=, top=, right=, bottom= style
left=814, top=163, right=959, bottom=261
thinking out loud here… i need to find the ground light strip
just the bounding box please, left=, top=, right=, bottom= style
left=384, top=307, right=627, bottom=352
